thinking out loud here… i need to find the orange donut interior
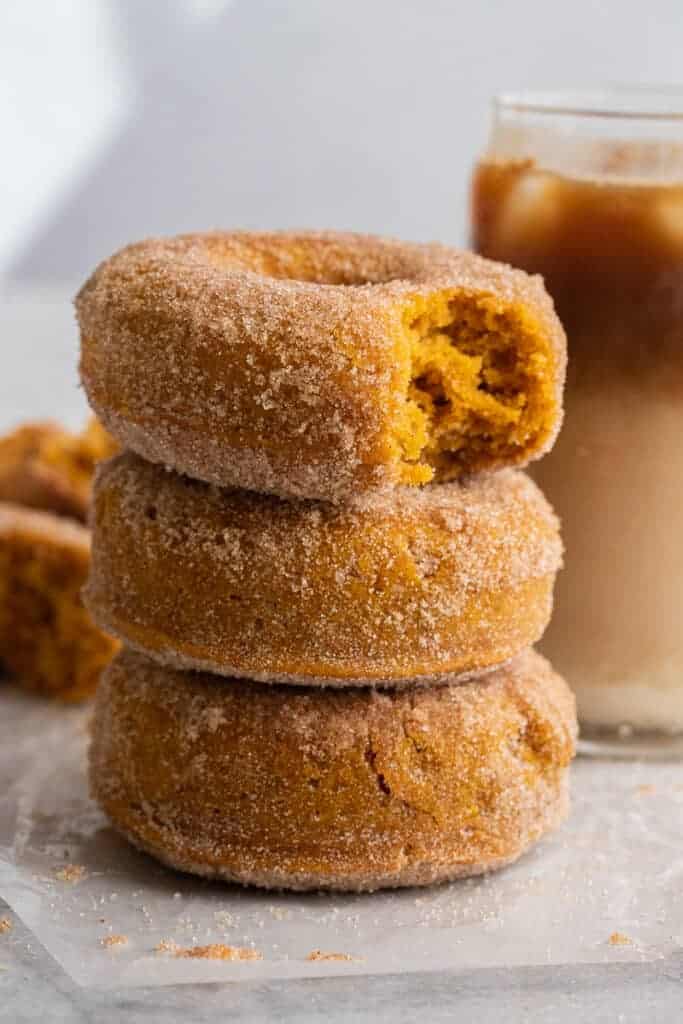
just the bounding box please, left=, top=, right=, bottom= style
left=396, top=291, right=552, bottom=484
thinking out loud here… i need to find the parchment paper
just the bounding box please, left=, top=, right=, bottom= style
left=1, top=687, right=682, bottom=989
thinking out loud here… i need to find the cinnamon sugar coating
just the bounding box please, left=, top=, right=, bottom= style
left=86, top=453, right=562, bottom=686
left=0, top=503, right=119, bottom=700
left=90, top=648, right=576, bottom=892
left=77, top=231, right=565, bottom=502
left=0, top=419, right=117, bottom=522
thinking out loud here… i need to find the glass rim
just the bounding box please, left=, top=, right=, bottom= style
left=496, top=87, right=683, bottom=122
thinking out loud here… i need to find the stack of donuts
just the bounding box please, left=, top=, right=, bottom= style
left=78, top=231, right=576, bottom=892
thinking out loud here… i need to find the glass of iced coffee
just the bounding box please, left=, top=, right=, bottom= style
left=471, top=90, right=683, bottom=756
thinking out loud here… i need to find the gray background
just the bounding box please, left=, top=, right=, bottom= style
left=2, top=0, right=683, bottom=286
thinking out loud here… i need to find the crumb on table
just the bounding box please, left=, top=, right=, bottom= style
left=154, top=939, right=179, bottom=955
left=307, top=950, right=360, bottom=962
left=155, top=940, right=262, bottom=961
left=0, top=918, right=12, bottom=934
left=54, top=864, right=86, bottom=883
left=101, top=934, right=128, bottom=949
left=608, top=932, right=632, bottom=946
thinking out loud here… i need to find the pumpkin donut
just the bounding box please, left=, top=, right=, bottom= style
left=77, top=230, right=566, bottom=502
left=90, top=647, right=576, bottom=892
left=0, top=418, right=117, bottom=522
left=85, top=452, right=562, bottom=686
left=0, top=503, right=118, bottom=700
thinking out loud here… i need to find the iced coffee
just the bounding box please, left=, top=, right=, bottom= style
left=471, top=93, right=683, bottom=747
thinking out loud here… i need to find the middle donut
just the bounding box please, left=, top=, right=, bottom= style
left=86, top=452, right=562, bottom=687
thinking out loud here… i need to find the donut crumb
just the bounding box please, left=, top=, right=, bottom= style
left=0, top=918, right=12, bottom=934
left=101, top=934, right=128, bottom=948
left=155, top=939, right=262, bottom=961
left=54, top=864, right=87, bottom=883
left=608, top=932, right=632, bottom=946
left=307, top=950, right=360, bottom=962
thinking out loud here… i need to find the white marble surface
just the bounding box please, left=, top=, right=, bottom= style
left=1, top=901, right=682, bottom=1024
left=1, top=290, right=683, bottom=1020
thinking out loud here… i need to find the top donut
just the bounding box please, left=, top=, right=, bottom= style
left=77, top=231, right=566, bottom=502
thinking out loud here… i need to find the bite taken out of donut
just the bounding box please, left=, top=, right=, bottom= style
left=77, top=231, right=566, bottom=502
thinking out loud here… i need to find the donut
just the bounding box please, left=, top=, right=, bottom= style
left=86, top=452, right=562, bottom=686
left=77, top=231, right=566, bottom=502
left=90, top=647, right=576, bottom=892
left=0, top=503, right=118, bottom=700
left=0, top=418, right=117, bottom=522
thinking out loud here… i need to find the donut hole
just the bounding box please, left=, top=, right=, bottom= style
left=398, top=292, right=551, bottom=483
left=203, top=235, right=419, bottom=286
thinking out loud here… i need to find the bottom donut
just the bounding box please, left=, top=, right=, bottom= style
left=90, top=648, right=577, bottom=892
